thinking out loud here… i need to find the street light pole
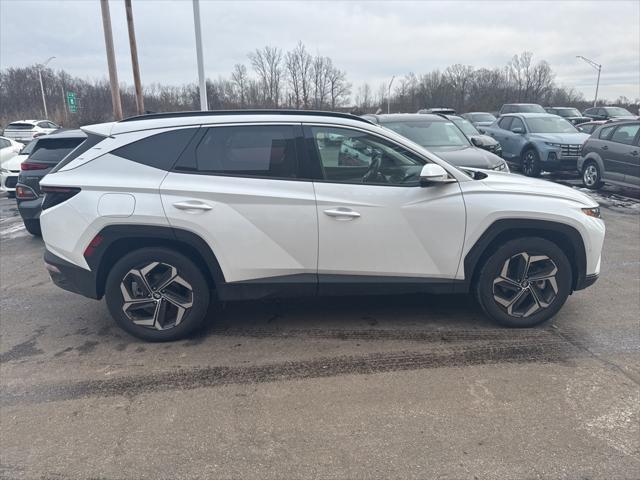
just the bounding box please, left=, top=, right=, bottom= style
left=38, top=56, right=55, bottom=118
left=192, top=0, right=208, bottom=111
left=576, top=55, right=602, bottom=108
left=387, top=75, right=395, bottom=114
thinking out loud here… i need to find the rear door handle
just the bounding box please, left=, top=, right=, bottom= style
left=630, top=150, right=638, bottom=156
left=323, top=208, right=361, bottom=220
left=602, top=145, right=608, bottom=150
left=173, top=200, right=213, bottom=211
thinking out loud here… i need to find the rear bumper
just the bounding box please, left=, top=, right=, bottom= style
left=44, top=249, right=100, bottom=299
left=17, top=196, right=43, bottom=220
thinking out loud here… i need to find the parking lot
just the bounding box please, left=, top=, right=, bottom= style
left=0, top=174, right=638, bottom=479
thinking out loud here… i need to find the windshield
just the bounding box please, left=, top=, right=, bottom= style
left=29, top=137, right=85, bottom=163
left=383, top=120, right=471, bottom=148
left=553, top=108, right=582, bottom=117
left=526, top=117, right=578, bottom=134
left=605, top=107, right=633, bottom=116
left=515, top=105, right=546, bottom=113
left=450, top=117, right=479, bottom=136
left=470, top=113, right=496, bottom=122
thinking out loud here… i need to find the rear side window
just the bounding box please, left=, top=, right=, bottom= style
left=28, top=137, right=86, bottom=163
left=112, top=128, right=198, bottom=171
left=610, top=124, right=640, bottom=145
left=192, top=125, right=298, bottom=178
left=49, top=133, right=106, bottom=173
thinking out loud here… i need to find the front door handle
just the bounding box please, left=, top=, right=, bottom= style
left=173, top=200, right=213, bottom=211
left=323, top=207, right=361, bottom=220
left=601, top=145, right=608, bottom=151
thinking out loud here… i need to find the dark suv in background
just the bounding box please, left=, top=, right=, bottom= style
left=583, top=106, right=637, bottom=121
left=578, top=120, right=639, bottom=190
left=15, top=129, right=86, bottom=235
left=545, top=107, right=591, bottom=125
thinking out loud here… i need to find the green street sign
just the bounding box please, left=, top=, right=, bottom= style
left=66, top=91, right=77, bottom=113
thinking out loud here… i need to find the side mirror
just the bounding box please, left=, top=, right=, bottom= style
left=511, top=127, right=524, bottom=134
left=420, top=164, right=450, bottom=186
left=470, top=136, right=483, bottom=147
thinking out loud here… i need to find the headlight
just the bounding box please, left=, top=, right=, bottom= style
left=493, top=162, right=509, bottom=172
left=545, top=142, right=562, bottom=148
left=582, top=207, right=601, bottom=218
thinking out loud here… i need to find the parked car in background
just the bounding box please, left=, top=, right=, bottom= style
left=445, top=115, right=503, bottom=157
left=16, top=129, right=86, bottom=235
left=544, top=107, right=591, bottom=125
left=483, top=113, right=589, bottom=176
left=38, top=110, right=603, bottom=341
left=3, top=120, right=60, bottom=143
left=461, top=112, right=497, bottom=129
left=578, top=120, right=639, bottom=190
left=364, top=113, right=508, bottom=171
left=582, top=106, right=637, bottom=121
left=499, top=103, right=546, bottom=116
left=1, top=136, right=27, bottom=196
left=418, top=107, right=456, bottom=115
left=576, top=121, right=608, bottom=135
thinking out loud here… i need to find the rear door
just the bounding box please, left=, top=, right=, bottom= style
left=305, top=124, right=466, bottom=291
left=161, top=123, right=318, bottom=287
left=607, top=123, right=640, bottom=186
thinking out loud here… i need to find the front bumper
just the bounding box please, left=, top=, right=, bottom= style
left=541, top=155, right=580, bottom=172
left=44, top=250, right=100, bottom=299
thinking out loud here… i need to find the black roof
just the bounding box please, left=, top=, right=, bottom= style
left=120, top=109, right=374, bottom=125
left=363, top=113, right=445, bottom=124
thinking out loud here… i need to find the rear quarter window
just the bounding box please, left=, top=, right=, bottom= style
left=598, top=126, right=615, bottom=140
left=112, top=128, right=199, bottom=171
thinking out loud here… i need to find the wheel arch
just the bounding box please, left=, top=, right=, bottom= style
left=464, top=219, right=587, bottom=293
left=87, top=225, right=225, bottom=299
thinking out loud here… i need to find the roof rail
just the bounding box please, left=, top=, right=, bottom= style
left=120, top=109, right=374, bottom=125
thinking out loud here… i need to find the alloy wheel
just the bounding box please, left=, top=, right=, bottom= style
left=492, top=252, right=558, bottom=318
left=523, top=151, right=536, bottom=176
left=120, top=262, right=193, bottom=330
left=583, top=164, right=599, bottom=187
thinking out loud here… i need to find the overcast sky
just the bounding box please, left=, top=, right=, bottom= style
left=1, top=0, right=639, bottom=103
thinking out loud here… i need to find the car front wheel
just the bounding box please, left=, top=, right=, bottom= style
left=105, top=247, right=210, bottom=341
left=521, top=148, right=541, bottom=177
left=475, top=238, right=572, bottom=328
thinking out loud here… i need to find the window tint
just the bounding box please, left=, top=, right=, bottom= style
left=498, top=117, right=513, bottom=130
left=28, top=137, right=86, bottom=163
left=578, top=124, right=595, bottom=134
left=510, top=117, right=525, bottom=131
left=610, top=124, right=640, bottom=145
left=310, top=126, right=425, bottom=186
left=599, top=126, right=615, bottom=139
left=194, top=125, right=298, bottom=178
left=49, top=133, right=107, bottom=173
left=113, top=128, right=198, bottom=171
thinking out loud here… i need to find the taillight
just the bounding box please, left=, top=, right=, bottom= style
left=84, top=234, right=104, bottom=258
left=15, top=185, right=38, bottom=200
left=21, top=161, right=50, bottom=171
left=41, top=186, right=81, bottom=211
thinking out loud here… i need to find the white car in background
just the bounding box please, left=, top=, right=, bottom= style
left=0, top=136, right=25, bottom=195
left=3, top=120, right=59, bottom=144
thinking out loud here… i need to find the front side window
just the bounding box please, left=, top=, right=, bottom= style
left=498, top=117, right=513, bottom=130
left=578, top=124, right=595, bottom=134
left=599, top=126, right=615, bottom=139
left=510, top=117, right=525, bottom=132
left=610, top=124, right=640, bottom=145
left=309, top=126, right=425, bottom=186
left=195, top=125, right=298, bottom=178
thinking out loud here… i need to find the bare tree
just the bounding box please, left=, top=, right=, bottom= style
left=285, top=41, right=313, bottom=109
left=327, top=66, right=350, bottom=109
left=231, top=64, right=248, bottom=107
left=249, top=46, right=283, bottom=107
left=311, top=55, right=331, bottom=108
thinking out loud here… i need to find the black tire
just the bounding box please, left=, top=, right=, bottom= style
left=475, top=237, right=572, bottom=328
left=581, top=160, right=604, bottom=190
left=105, top=247, right=210, bottom=341
left=521, top=148, right=541, bottom=177
left=23, top=219, right=41, bottom=236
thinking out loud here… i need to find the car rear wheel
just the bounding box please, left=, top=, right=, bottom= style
left=521, top=148, right=541, bottom=177
left=105, top=247, right=210, bottom=341
left=475, top=237, right=572, bottom=328
left=582, top=161, right=603, bottom=190
left=23, top=219, right=41, bottom=236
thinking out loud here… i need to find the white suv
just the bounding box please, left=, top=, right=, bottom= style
left=40, top=111, right=605, bottom=341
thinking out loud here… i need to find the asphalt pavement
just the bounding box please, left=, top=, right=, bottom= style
left=1, top=183, right=639, bottom=479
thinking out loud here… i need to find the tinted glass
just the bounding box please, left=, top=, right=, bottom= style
left=28, top=137, right=85, bottom=163
left=498, top=117, right=513, bottom=130
left=578, top=124, right=595, bottom=134
left=20, top=140, right=37, bottom=155
left=470, top=113, right=496, bottom=122
left=526, top=117, right=577, bottom=133
left=553, top=108, right=582, bottom=117
left=310, top=126, right=424, bottom=186
left=49, top=133, right=107, bottom=173
left=7, top=122, right=34, bottom=130
left=195, top=125, right=297, bottom=178
left=610, top=124, right=640, bottom=145
left=604, top=107, right=633, bottom=116
left=383, top=120, right=470, bottom=147
left=513, top=105, right=545, bottom=113
left=113, top=128, right=198, bottom=171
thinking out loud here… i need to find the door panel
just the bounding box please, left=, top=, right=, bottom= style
left=314, top=182, right=466, bottom=279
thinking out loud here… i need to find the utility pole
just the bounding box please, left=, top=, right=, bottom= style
left=100, top=0, right=123, bottom=120
left=576, top=55, right=602, bottom=108
left=192, top=0, right=208, bottom=110
left=387, top=75, right=395, bottom=114
left=61, top=85, right=67, bottom=124
left=37, top=56, right=55, bottom=118
left=125, top=0, right=144, bottom=114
